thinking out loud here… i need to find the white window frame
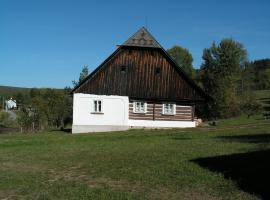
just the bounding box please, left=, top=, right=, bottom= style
left=92, top=99, right=103, bottom=113
left=133, top=101, right=147, bottom=113
left=162, top=103, right=176, bottom=115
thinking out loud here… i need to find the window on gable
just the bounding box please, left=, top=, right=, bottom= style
left=155, top=67, right=161, bottom=75
left=162, top=103, right=175, bottom=115
left=133, top=101, right=147, bottom=113
left=93, top=100, right=102, bottom=113
left=121, top=66, right=127, bottom=74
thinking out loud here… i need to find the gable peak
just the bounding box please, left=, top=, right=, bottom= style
left=122, top=27, right=162, bottom=48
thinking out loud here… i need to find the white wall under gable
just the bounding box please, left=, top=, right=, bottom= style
left=72, top=94, right=129, bottom=133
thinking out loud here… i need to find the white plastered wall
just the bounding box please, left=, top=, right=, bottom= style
left=72, top=93, right=129, bottom=133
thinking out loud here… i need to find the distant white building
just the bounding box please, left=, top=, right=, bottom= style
left=5, top=98, right=17, bottom=110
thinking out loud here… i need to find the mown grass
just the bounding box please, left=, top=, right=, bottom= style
left=0, top=116, right=270, bottom=200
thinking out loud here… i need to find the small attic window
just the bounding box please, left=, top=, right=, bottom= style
left=155, top=67, right=161, bottom=75
left=121, top=66, right=127, bottom=73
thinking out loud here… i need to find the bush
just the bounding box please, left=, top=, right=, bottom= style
left=241, top=97, right=262, bottom=118
left=0, top=111, right=14, bottom=127
left=17, top=107, right=41, bottom=133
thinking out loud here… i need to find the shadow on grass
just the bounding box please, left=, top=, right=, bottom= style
left=256, top=118, right=270, bottom=120
left=0, top=125, right=19, bottom=134
left=50, top=128, right=72, bottom=134
left=61, top=128, right=72, bottom=133
left=218, top=133, right=270, bottom=143
left=192, top=150, right=270, bottom=200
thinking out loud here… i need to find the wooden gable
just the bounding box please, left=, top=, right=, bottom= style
left=72, top=27, right=208, bottom=103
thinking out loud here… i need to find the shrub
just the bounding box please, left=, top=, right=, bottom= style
left=241, top=97, right=262, bottom=118
left=0, top=111, right=14, bottom=127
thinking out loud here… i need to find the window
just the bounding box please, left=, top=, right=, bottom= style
left=120, top=66, right=127, bottom=74
left=155, top=67, right=161, bottom=75
left=92, top=100, right=102, bottom=113
left=162, top=103, right=175, bottom=115
left=133, top=101, right=147, bottom=113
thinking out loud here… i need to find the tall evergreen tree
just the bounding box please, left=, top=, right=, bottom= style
left=72, top=65, right=89, bottom=87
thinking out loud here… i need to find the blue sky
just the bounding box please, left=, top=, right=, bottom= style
left=1, top=0, right=269, bottom=88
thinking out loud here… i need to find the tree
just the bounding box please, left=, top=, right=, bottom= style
left=200, top=38, right=247, bottom=119
left=34, top=89, right=72, bottom=129
left=14, top=92, right=29, bottom=105
left=253, top=59, right=270, bottom=90
left=239, top=61, right=256, bottom=93
left=241, top=95, right=262, bottom=118
left=17, top=106, right=33, bottom=132
left=239, top=59, right=270, bottom=91
left=29, top=88, right=41, bottom=98
left=72, top=65, right=89, bottom=87
left=167, top=46, right=195, bottom=78
left=0, top=111, right=13, bottom=127
left=17, top=88, right=73, bottom=132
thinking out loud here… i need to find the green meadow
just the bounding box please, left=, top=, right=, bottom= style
left=0, top=116, right=269, bottom=200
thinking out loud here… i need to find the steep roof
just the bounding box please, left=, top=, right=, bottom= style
left=122, top=27, right=162, bottom=48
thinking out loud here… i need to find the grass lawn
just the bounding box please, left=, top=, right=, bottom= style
left=0, top=116, right=270, bottom=200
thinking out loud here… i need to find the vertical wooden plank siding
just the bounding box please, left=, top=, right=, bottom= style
left=75, top=48, right=204, bottom=102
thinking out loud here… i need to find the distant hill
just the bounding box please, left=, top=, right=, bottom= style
left=0, top=85, right=65, bottom=98
left=0, top=86, right=32, bottom=97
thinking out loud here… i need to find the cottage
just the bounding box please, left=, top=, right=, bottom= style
left=5, top=98, right=17, bottom=111
left=71, top=27, right=208, bottom=133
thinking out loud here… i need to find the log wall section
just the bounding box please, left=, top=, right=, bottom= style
left=129, top=101, right=193, bottom=121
